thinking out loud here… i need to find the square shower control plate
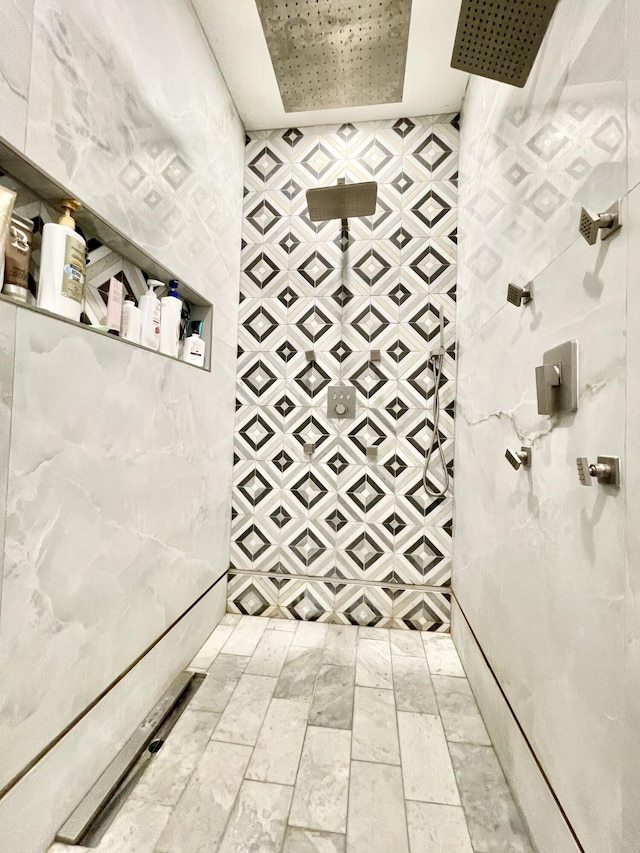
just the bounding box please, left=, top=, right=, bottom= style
left=327, top=385, right=356, bottom=419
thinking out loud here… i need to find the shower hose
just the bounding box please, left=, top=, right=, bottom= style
left=423, top=350, right=450, bottom=499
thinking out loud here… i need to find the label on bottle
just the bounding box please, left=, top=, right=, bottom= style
left=5, top=217, right=33, bottom=287
left=152, top=303, right=161, bottom=338
left=61, top=235, right=86, bottom=303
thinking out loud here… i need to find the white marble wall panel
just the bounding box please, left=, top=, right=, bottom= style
left=0, top=0, right=34, bottom=149
left=627, top=0, right=640, bottom=192
left=458, top=0, right=627, bottom=342
left=25, top=0, right=245, bottom=336
left=455, top=0, right=631, bottom=850
left=451, top=602, right=581, bottom=853
left=0, top=578, right=226, bottom=853
left=623, top=181, right=640, bottom=853
left=0, top=300, right=16, bottom=630
left=0, top=310, right=235, bottom=790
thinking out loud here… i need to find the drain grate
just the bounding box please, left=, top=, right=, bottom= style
left=56, top=672, right=204, bottom=847
left=450, top=0, right=560, bottom=88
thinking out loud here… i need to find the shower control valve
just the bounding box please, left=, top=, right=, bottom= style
left=327, top=385, right=356, bottom=420
left=576, top=456, right=621, bottom=487
left=505, top=446, right=531, bottom=471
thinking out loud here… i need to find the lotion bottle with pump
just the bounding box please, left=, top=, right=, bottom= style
left=37, top=199, right=86, bottom=322
left=160, top=279, right=182, bottom=358
left=139, top=280, right=162, bottom=350
left=182, top=320, right=205, bottom=367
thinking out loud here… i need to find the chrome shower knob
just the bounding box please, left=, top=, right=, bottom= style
left=506, top=282, right=533, bottom=307
left=505, top=446, right=531, bottom=470
left=579, top=200, right=621, bottom=245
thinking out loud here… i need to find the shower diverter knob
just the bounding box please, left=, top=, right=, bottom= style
left=335, top=403, right=347, bottom=415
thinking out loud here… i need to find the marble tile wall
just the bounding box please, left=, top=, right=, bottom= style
left=229, top=117, right=459, bottom=630
left=454, top=0, right=634, bottom=850
left=0, top=0, right=34, bottom=149
left=0, top=0, right=245, bottom=819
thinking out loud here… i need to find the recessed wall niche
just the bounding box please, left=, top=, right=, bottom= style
left=0, top=143, right=213, bottom=370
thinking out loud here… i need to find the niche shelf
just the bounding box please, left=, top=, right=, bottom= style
left=0, top=139, right=213, bottom=371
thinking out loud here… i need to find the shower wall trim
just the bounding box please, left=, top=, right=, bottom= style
left=228, top=568, right=451, bottom=593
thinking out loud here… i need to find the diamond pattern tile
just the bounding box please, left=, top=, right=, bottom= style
left=233, top=121, right=457, bottom=627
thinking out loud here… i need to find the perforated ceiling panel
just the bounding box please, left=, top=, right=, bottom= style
left=450, top=0, right=560, bottom=88
left=255, top=0, right=412, bottom=112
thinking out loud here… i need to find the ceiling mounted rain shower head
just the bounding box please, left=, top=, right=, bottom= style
left=450, top=0, right=560, bottom=88
left=254, top=0, right=412, bottom=112
left=306, top=181, right=378, bottom=222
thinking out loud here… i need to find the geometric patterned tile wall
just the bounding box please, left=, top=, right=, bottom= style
left=230, top=115, right=459, bottom=631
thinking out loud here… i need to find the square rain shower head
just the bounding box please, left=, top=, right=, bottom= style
left=450, top=0, right=560, bottom=88
left=306, top=181, right=378, bottom=222
left=255, top=0, right=412, bottom=112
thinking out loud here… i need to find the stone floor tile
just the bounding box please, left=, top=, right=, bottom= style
left=423, top=634, right=465, bottom=677
left=392, top=654, right=439, bottom=714
left=217, top=780, right=292, bottom=853
left=352, top=686, right=400, bottom=764
left=283, top=827, right=346, bottom=853
left=246, top=698, right=310, bottom=785
left=156, top=741, right=251, bottom=853
left=432, top=675, right=492, bottom=745
left=346, top=760, right=409, bottom=853
left=289, top=727, right=351, bottom=833
left=246, top=629, right=293, bottom=677
left=406, top=802, right=474, bottom=853
left=449, top=743, right=535, bottom=853
left=189, top=654, right=248, bottom=713
left=355, top=638, right=393, bottom=689
left=275, top=645, right=324, bottom=700
left=309, top=665, right=355, bottom=729
left=221, top=615, right=269, bottom=656
left=212, top=673, right=276, bottom=746
left=324, top=624, right=358, bottom=667
left=398, top=712, right=460, bottom=805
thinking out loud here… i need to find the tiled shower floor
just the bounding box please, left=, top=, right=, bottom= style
left=50, top=616, right=534, bottom=853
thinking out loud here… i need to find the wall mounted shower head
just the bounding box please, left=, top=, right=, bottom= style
left=579, top=201, right=621, bottom=245
left=505, top=446, right=531, bottom=470
left=506, top=282, right=533, bottom=307
left=306, top=180, right=377, bottom=222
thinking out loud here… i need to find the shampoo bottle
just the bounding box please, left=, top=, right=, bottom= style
left=37, top=199, right=86, bottom=322
left=182, top=320, right=206, bottom=367
left=139, top=280, right=162, bottom=350
left=159, top=279, right=182, bottom=358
